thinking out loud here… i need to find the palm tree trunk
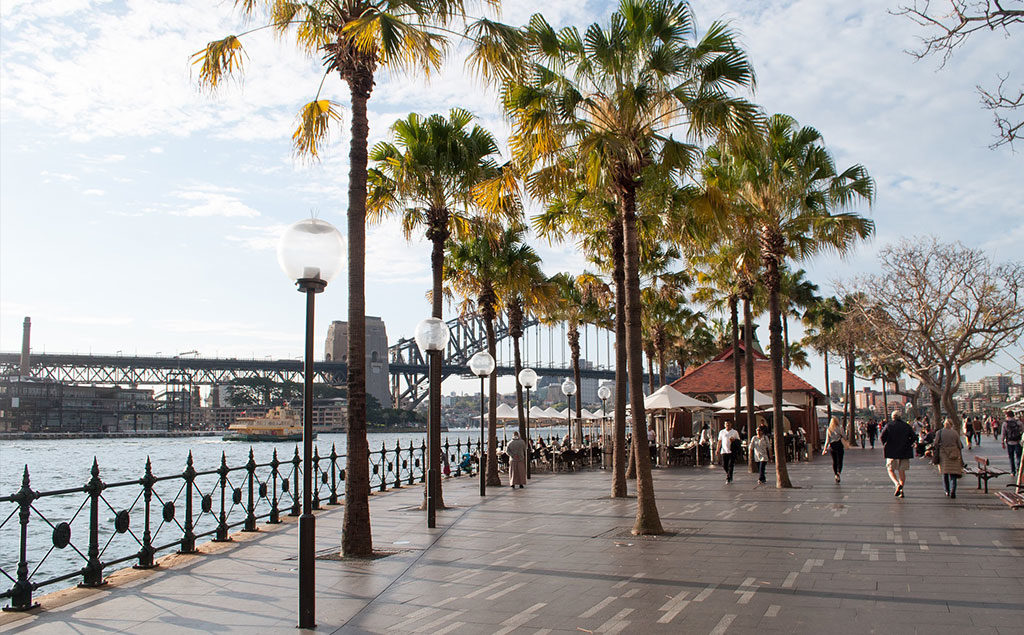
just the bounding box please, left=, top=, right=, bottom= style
left=657, top=346, right=667, bottom=387
left=485, top=308, right=501, bottom=487
left=342, top=76, right=373, bottom=557
left=729, top=296, right=742, bottom=471
left=622, top=182, right=663, bottom=535
left=424, top=217, right=447, bottom=510
left=570, top=324, right=582, bottom=445
left=782, top=311, right=791, bottom=369
left=743, top=294, right=756, bottom=472
left=626, top=440, right=637, bottom=479
left=824, top=350, right=831, bottom=421
left=611, top=220, right=627, bottom=498
left=514, top=335, right=526, bottom=440
left=762, top=233, right=793, bottom=488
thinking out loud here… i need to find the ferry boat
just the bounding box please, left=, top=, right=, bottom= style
left=223, top=406, right=311, bottom=442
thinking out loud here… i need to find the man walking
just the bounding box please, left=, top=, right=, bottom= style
left=866, top=419, right=878, bottom=449
left=1001, top=410, right=1022, bottom=477
left=718, top=420, right=741, bottom=483
left=881, top=411, right=915, bottom=498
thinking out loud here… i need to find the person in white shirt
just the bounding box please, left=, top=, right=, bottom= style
left=718, top=420, right=741, bottom=483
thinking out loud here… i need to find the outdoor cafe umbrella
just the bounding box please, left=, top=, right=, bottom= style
left=495, top=403, right=519, bottom=419
left=710, top=386, right=798, bottom=411
left=644, top=385, right=713, bottom=446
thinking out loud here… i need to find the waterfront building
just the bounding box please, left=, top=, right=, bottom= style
left=0, top=375, right=173, bottom=433
left=855, top=387, right=908, bottom=411
left=325, top=317, right=391, bottom=407
left=981, top=374, right=1011, bottom=396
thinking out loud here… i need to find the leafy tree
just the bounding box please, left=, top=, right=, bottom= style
left=844, top=237, right=1024, bottom=429
left=722, top=114, right=875, bottom=487
left=194, top=0, right=496, bottom=558
left=367, top=107, right=515, bottom=509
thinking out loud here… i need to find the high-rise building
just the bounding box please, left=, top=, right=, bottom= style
left=325, top=317, right=391, bottom=407
left=981, top=375, right=1011, bottom=395
left=829, top=381, right=844, bottom=401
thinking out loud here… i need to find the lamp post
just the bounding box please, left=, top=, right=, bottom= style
left=470, top=351, right=495, bottom=495
left=415, top=318, right=451, bottom=529
left=598, top=384, right=611, bottom=467
left=518, top=368, right=537, bottom=478
left=561, top=378, right=577, bottom=446
left=277, top=217, right=344, bottom=630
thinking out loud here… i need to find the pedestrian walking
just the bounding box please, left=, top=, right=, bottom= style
left=750, top=425, right=770, bottom=484
left=881, top=411, right=915, bottom=498
left=857, top=420, right=867, bottom=448
left=1001, top=410, right=1023, bottom=477
left=972, top=417, right=983, bottom=446
left=963, top=418, right=973, bottom=450
left=866, top=419, right=878, bottom=449
left=506, top=431, right=528, bottom=489
left=718, top=420, right=741, bottom=483
left=933, top=417, right=964, bottom=499
left=822, top=417, right=848, bottom=483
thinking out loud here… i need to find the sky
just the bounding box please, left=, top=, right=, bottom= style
left=1, top=0, right=1022, bottom=397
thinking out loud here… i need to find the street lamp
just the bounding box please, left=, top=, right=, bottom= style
left=561, top=378, right=577, bottom=446
left=415, top=317, right=450, bottom=528
left=470, top=351, right=496, bottom=495
left=598, top=384, right=611, bottom=467
left=518, top=368, right=538, bottom=478
left=277, top=217, right=344, bottom=630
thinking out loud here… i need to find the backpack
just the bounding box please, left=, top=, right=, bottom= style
left=1007, top=419, right=1023, bottom=443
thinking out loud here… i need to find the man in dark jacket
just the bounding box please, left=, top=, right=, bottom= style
left=881, top=411, right=915, bottom=498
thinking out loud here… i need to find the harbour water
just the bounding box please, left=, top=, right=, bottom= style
left=0, top=424, right=567, bottom=603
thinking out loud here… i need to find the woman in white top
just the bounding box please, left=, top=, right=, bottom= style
left=749, top=425, right=771, bottom=484
left=822, top=417, right=848, bottom=483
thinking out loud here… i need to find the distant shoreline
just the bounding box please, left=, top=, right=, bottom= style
left=0, top=427, right=444, bottom=440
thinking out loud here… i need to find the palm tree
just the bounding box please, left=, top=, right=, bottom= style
left=367, top=108, right=515, bottom=508
left=726, top=114, right=875, bottom=487
left=802, top=295, right=844, bottom=422
left=778, top=268, right=820, bottom=369
left=444, top=221, right=526, bottom=487
left=472, top=0, right=757, bottom=533
left=194, top=0, right=494, bottom=558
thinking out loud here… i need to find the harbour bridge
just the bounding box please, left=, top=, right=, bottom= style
left=0, top=314, right=625, bottom=407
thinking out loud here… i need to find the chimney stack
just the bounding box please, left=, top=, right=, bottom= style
left=20, top=317, right=31, bottom=376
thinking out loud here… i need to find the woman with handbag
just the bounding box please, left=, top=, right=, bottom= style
left=934, top=417, right=964, bottom=498
left=822, top=417, right=848, bottom=483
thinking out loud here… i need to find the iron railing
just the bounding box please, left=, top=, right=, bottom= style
left=1, top=436, right=488, bottom=610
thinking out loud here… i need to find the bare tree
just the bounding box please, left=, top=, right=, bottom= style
left=893, top=1, right=1023, bottom=148
left=844, top=237, right=1024, bottom=428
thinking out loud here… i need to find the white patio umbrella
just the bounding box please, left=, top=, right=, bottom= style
left=642, top=385, right=713, bottom=447
left=495, top=403, right=519, bottom=419
left=644, top=385, right=713, bottom=410
left=711, top=386, right=798, bottom=410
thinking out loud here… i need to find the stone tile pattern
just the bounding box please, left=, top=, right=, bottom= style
left=3, top=449, right=1022, bottom=634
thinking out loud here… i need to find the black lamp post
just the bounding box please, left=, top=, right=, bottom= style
left=561, top=378, right=577, bottom=445
left=470, top=351, right=495, bottom=496
left=518, top=368, right=537, bottom=478
left=598, top=384, right=611, bottom=468
left=415, top=318, right=450, bottom=529
left=277, top=217, right=344, bottom=630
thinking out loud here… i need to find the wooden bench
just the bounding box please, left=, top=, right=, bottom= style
left=963, top=456, right=1009, bottom=493
left=995, top=490, right=1024, bottom=509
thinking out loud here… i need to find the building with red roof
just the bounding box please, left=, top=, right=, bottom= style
left=667, top=343, right=826, bottom=448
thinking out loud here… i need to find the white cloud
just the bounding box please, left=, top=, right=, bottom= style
left=82, top=188, right=104, bottom=196
left=172, top=191, right=260, bottom=218
left=225, top=223, right=289, bottom=251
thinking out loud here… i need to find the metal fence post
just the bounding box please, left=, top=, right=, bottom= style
left=80, top=458, right=105, bottom=588
left=407, top=440, right=416, bottom=485
left=394, top=441, right=402, bottom=489
left=269, top=449, right=281, bottom=524
left=419, top=441, right=427, bottom=483
left=328, top=444, right=339, bottom=505
left=6, top=466, right=38, bottom=610
left=181, top=451, right=197, bottom=553
left=379, top=443, right=388, bottom=492
left=312, top=447, right=322, bottom=510
left=243, top=448, right=257, bottom=532
left=290, top=446, right=301, bottom=517
left=454, top=439, right=463, bottom=477
left=214, top=452, right=231, bottom=542
left=136, top=457, right=156, bottom=568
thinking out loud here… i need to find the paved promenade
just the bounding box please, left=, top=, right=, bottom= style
left=3, top=447, right=1022, bottom=634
